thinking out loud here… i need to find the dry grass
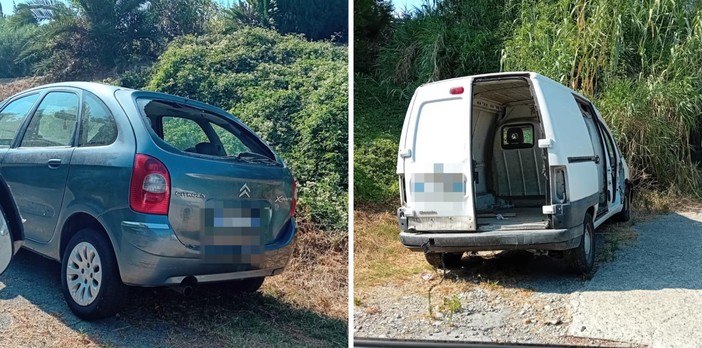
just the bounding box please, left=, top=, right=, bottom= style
left=0, top=303, right=102, bottom=347
left=354, top=191, right=681, bottom=294
left=263, top=230, right=348, bottom=319
left=353, top=210, right=430, bottom=291
left=0, top=76, right=50, bottom=101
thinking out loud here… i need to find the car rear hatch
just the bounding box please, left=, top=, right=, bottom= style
left=132, top=96, right=295, bottom=260
left=398, top=78, right=477, bottom=231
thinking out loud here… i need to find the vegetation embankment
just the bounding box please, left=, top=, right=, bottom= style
left=354, top=0, right=702, bottom=287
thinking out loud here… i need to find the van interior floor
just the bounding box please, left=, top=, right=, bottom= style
left=476, top=207, right=548, bottom=232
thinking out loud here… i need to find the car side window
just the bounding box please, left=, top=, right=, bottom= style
left=161, top=116, right=209, bottom=151
left=21, top=92, right=79, bottom=147
left=79, top=93, right=117, bottom=147
left=0, top=94, right=39, bottom=148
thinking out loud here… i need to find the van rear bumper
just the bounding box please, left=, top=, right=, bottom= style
left=399, top=225, right=582, bottom=253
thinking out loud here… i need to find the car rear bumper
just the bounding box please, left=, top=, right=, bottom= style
left=399, top=225, right=582, bottom=253
left=118, top=218, right=297, bottom=286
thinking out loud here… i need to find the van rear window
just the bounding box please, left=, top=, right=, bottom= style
left=501, top=124, right=534, bottom=149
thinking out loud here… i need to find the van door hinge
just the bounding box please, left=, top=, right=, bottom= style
left=399, top=148, right=412, bottom=158
left=538, top=138, right=553, bottom=149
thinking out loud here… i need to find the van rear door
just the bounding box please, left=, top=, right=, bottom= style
left=399, top=79, right=476, bottom=231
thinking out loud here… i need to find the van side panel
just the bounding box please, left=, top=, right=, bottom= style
left=532, top=77, right=598, bottom=202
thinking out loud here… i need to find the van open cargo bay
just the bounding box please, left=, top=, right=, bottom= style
left=396, top=72, right=632, bottom=274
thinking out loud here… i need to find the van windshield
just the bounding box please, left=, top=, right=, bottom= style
left=413, top=98, right=470, bottom=163
left=137, top=98, right=277, bottom=164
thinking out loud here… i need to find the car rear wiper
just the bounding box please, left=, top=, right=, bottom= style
left=232, top=152, right=279, bottom=165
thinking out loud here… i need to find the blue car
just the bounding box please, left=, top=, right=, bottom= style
left=0, top=82, right=297, bottom=320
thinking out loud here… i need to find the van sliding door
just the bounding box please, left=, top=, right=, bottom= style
left=576, top=98, right=610, bottom=214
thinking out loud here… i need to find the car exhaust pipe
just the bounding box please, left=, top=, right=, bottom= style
left=169, top=276, right=197, bottom=297
left=169, top=284, right=194, bottom=297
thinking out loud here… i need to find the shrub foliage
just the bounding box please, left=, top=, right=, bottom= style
left=147, top=28, right=348, bottom=231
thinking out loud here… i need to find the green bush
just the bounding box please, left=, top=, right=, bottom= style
left=376, top=0, right=509, bottom=86
left=147, top=27, right=348, bottom=231
left=355, top=138, right=399, bottom=205
left=0, top=20, right=39, bottom=78
left=353, top=75, right=407, bottom=205
left=116, top=67, right=153, bottom=89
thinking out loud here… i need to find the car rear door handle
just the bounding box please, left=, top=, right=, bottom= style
left=47, top=159, right=62, bottom=169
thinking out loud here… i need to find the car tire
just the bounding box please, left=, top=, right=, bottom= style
left=566, top=213, right=595, bottom=275
left=61, top=228, right=128, bottom=320
left=232, top=277, right=265, bottom=293
left=614, top=185, right=632, bottom=222
left=424, top=252, right=463, bottom=269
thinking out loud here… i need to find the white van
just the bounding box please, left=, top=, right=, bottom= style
left=396, top=72, right=631, bottom=274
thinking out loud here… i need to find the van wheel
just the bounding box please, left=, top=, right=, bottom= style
left=61, top=229, right=128, bottom=320
left=424, top=252, right=463, bottom=269
left=566, top=213, right=595, bottom=275
left=232, top=277, right=265, bottom=293
left=614, top=186, right=632, bottom=222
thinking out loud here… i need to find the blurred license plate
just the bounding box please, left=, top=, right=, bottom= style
left=200, top=200, right=267, bottom=264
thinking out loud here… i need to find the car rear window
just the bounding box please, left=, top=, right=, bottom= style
left=137, top=98, right=276, bottom=163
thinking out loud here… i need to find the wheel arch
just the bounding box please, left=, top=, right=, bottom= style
left=586, top=205, right=596, bottom=222
left=59, top=212, right=115, bottom=260
left=0, top=175, right=23, bottom=246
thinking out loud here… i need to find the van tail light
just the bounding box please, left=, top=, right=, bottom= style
left=551, top=166, right=568, bottom=204
left=130, top=154, right=170, bottom=215
left=398, top=175, right=407, bottom=204
left=290, top=179, right=297, bottom=217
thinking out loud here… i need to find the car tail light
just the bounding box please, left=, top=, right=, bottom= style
left=290, top=179, right=297, bottom=217
left=449, top=86, right=464, bottom=95
left=130, top=154, right=170, bottom=215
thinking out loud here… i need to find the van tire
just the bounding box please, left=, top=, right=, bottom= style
left=425, top=252, right=463, bottom=269
left=566, top=213, right=595, bottom=275
left=61, top=229, right=128, bottom=320
left=614, top=186, right=632, bottom=222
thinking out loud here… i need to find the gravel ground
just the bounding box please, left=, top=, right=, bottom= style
left=355, top=211, right=702, bottom=347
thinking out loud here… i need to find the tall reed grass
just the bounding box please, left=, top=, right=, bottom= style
left=502, top=0, right=702, bottom=195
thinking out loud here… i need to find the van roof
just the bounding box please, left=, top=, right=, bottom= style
left=419, top=71, right=591, bottom=102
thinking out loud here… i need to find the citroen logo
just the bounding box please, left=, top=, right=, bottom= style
left=239, top=183, right=250, bottom=198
